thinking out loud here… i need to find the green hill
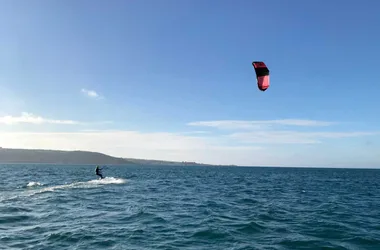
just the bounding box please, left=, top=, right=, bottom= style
left=0, top=147, right=221, bottom=166
left=0, top=148, right=132, bottom=165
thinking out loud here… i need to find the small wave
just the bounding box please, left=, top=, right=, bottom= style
left=27, top=182, right=43, bottom=187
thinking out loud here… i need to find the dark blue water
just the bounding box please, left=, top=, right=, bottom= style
left=1, top=164, right=379, bottom=249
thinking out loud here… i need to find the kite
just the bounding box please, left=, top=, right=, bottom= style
left=252, top=61, right=270, bottom=91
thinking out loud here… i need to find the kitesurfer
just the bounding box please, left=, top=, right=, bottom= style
left=95, top=165, right=104, bottom=179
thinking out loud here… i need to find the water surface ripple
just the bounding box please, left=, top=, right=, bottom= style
left=1, top=164, right=379, bottom=249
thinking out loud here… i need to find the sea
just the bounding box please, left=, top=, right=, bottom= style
left=1, top=164, right=379, bottom=250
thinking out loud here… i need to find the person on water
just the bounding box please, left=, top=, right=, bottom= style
left=95, top=165, right=104, bottom=179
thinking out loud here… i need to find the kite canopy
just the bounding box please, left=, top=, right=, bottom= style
left=252, top=61, right=270, bottom=91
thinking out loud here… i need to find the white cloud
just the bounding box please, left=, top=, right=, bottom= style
left=81, top=88, right=103, bottom=99
left=0, top=118, right=378, bottom=167
left=0, top=127, right=378, bottom=167
left=188, top=119, right=335, bottom=130
left=181, top=130, right=210, bottom=135
left=188, top=120, right=265, bottom=130
left=0, top=130, right=262, bottom=165
left=0, top=112, right=80, bottom=125
left=228, top=130, right=380, bottom=144
left=187, top=119, right=379, bottom=145
left=0, top=113, right=113, bottom=126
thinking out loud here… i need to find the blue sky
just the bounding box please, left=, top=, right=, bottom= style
left=0, top=0, right=379, bottom=167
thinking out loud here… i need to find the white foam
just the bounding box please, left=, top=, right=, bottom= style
left=35, top=177, right=127, bottom=194
left=88, top=177, right=127, bottom=185
left=2, top=177, right=129, bottom=201
left=27, top=182, right=43, bottom=187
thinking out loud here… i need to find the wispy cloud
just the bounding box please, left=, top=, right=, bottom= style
left=81, top=88, right=103, bottom=99
left=0, top=113, right=113, bottom=126
left=0, top=130, right=262, bottom=165
left=181, top=131, right=210, bottom=135
left=0, top=118, right=378, bottom=167
left=0, top=128, right=378, bottom=167
left=0, top=112, right=80, bottom=125
left=187, top=119, right=378, bottom=145
left=229, top=130, right=380, bottom=144
left=188, top=119, right=335, bottom=130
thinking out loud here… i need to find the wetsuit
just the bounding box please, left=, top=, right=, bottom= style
left=95, top=166, right=104, bottom=179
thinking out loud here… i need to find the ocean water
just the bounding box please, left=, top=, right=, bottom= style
left=1, top=164, right=380, bottom=250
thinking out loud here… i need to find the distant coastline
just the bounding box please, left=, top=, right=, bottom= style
left=0, top=147, right=236, bottom=167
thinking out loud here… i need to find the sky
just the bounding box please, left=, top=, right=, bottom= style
left=0, top=0, right=379, bottom=167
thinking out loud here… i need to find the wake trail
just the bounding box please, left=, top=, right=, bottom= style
left=0, top=177, right=127, bottom=202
